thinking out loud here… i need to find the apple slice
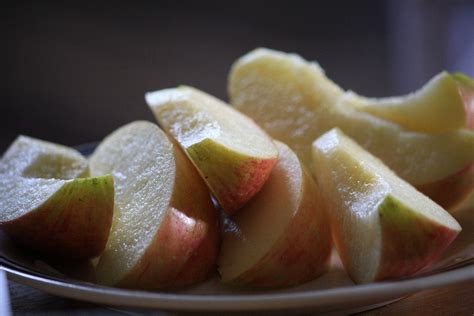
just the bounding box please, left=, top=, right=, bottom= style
left=229, top=48, right=474, bottom=207
left=312, top=128, right=461, bottom=283
left=0, top=135, right=89, bottom=179
left=0, top=175, right=114, bottom=259
left=418, top=163, right=474, bottom=211
left=146, top=86, right=278, bottom=215
left=453, top=72, right=474, bottom=129
left=218, top=141, right=332, bottom=288
left=90, top=121, right=218, bottom=290
left=350, top=71, right=470, bottom=133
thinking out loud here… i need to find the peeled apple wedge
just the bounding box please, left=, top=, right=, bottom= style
left=90, top=121, right=218, bottom=290
left=312, top=128, right=461, bottom=283
left=348, top=71, right=473, bottom=133
left=0, top=135, right=89, bottom=179
left=218, top=141, right=332, bottom=288
left=229, top=48, right=474, bottom=208
left=0, top=175, right=114, bottom=259
left=146, top=86, right=278, bottom=215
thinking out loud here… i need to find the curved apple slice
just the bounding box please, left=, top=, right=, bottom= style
left=0, top=175, right=114, bottom=259
left=229, top=48, right=474, bottom=190
left=312, top=128, right=461, bottom=283
left=418, top=163, right=474, bottom=210
left=350, top=72, right=468, bottom=133
left=218, top=141, right=332, bottom=288
left=146, top=86, right=278, bottom=215
left=453, top=72, right=474, bottom=129
left=0, top=135, right=89, bottom=179
left=90, top=121, right=218, bottom=290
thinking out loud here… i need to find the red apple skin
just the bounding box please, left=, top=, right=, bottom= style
left=169, top=142, right=219, bottom=287
left=172, top=213, right=219, bottom=287
left=418, top=162, right=474, bottom=211
left=117, top=207, right=210, bottom=289
left=458, top=79, right=474, bottom=129
left=2, top=176, right=114, bottom=259
left=216, top=158, right=277, bottom=215
left=187, top=140, right=277, bottom=215
left=373, top=197, right=461, bottom=282
left=115, top=144, right=219, bottom=290
left=227, top=168, right=332, bottom=288
left=419, top=80, right=474, bottom=209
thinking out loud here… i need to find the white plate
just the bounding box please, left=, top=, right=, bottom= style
left=0, top=143, right=473, bottom=313
left=1, top=258, right=472, bottom=313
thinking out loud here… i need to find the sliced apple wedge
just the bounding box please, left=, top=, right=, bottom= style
left=350, top=71, right=470, bottom=133
left=418, top=163, right=474, bottom=211
left=218, top=141, right=332, bottom=288
left=0, top=175, right=114, bottom=259
left=312, top=128, right=461, bottom=283
left=146, top=86, right=278, bottom=215
left=90, top=121, right=218, bottom=290
left=453, top=72, right=474, bottom=129
left=0, top=135, right=89, bottom=179
left=229, top=48, right=474, bottom=207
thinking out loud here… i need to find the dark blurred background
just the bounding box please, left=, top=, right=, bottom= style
left=2, top=0, right=474, bottom=152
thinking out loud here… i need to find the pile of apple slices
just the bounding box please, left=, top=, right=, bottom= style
left=0, top=48, right=471, bottom=291
left=230, top=48, right=474, bottom=210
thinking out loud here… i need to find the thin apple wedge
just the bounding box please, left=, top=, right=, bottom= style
left=218, top=141, right=332, bottom=288
left=312, top=128, right=461, bottom=283
left=146, top=86, right=278, bottom=215
left=229, top=48, right=474, bottom=208
left=0, top=175, right=114, bottom=259
left=453, top=72, right=474, bottom=129
left=349, top=71, right=471, bottom=133
left=0, top=135, right=89, bottom=179
left=90, top=121, right=218, bottom=290
left=418, top=163, right=474, bottom=211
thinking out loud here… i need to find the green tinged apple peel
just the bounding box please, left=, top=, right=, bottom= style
left=453, top=72, right=474, bottom=89
left=146, top=86, right=278, bottom=214
left=377, top=195, right=460, bottom=280
left=0, top=175, right=114, bottom=259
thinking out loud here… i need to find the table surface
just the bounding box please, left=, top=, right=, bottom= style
left=7, top=280, right=474, bottom=315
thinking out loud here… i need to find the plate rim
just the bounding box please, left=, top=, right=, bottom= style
left=2, top=260, right=473, bottom=311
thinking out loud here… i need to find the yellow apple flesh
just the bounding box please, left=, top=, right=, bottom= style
left=0, top=175, right=114, bottom=259
left=312, top=128, right=461, bottom=283
left=90, top=121, right=218, bottom=290
left=0, top=135, right=89, bottom=179
left=229, top=48, right=474, bottom=207
left=350, top=72, right=469, bottom=133
left=146, top=86, right=278, bottom=215
left=218, top=141, right=332, bottom=288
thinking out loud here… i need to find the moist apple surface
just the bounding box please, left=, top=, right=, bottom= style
left=0, top=135, right=89, bottom=179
